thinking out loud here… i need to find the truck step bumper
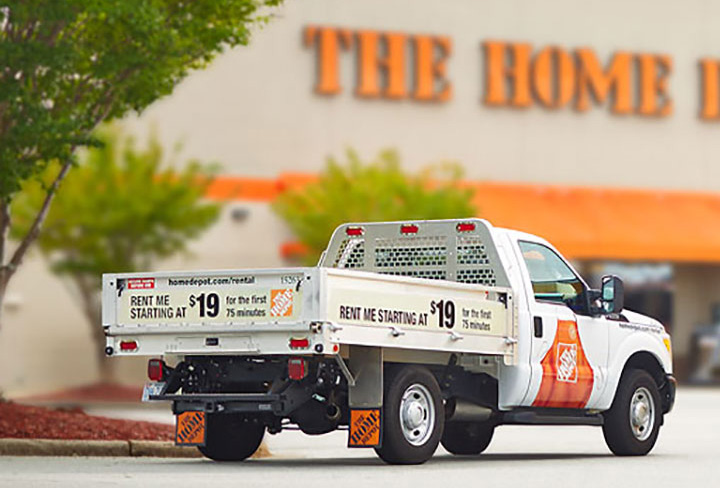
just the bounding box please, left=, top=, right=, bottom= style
left=150, top=393, right=287, bottom=416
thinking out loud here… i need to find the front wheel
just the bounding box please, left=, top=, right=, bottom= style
left=374, top=365, right=444, bottom=465
left=602, top=369, right=662, bottom=456
left=197, top=413, right=265, bottom=462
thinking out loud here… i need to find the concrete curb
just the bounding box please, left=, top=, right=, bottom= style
left=0, top=439, right=132, bottom=457
left=0, top=439, right=272, bottom=458
left=128, top=440, right=203, bottom=458
left=0, top=439, right=199, bottom=457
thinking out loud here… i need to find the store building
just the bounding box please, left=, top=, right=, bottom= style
left=4, top=0, right=720, bottom=394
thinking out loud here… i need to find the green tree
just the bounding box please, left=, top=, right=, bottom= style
left=0, top=0, right=282, bottom=324
left=11, top=126, right=221, bottom=381
left=273, top=149, right=477, bottom=265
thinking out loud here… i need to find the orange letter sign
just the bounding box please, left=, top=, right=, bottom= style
left=700, top=59, right=720, bottom=120
left=304, top=26, right=353, bottom=95
left=575, top=49, right=633, bottom=114
left=483, top=41, right=532, bottom=108
left=637, top=54, right=673, bottom=117
left=532, top=46, right=576, bottom=108
left=356, top=31, right=408, bottom=99
left=413, top=35, right=453, bottom=101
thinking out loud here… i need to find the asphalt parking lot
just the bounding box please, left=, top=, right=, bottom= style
left=0, top=387, right=717, bottom=488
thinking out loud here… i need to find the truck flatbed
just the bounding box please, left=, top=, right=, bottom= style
left=103, top=267, right=515, bottom=362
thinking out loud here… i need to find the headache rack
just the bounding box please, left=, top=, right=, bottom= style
left=320, top=219, right=511, bottom=288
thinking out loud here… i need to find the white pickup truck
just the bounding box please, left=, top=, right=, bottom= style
left=102, top=219, right=675, bottom=464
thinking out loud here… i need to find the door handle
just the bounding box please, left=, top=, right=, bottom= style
left=533, top=317, right=543, bottom=338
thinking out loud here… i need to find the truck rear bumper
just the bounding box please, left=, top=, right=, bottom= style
left=152, top=392, right=290, bottom=416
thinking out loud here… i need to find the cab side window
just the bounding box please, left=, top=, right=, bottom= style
left=519, top=241, right=585, bottom=308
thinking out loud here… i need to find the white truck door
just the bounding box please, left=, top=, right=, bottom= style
left=514, top=240, right=609, bottom=409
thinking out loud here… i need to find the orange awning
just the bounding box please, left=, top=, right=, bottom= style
left=206, top=176, right=281, bottom=201
left=207, top=175, right=720, bottom=263
left=467, top=182, right=720, bottom=263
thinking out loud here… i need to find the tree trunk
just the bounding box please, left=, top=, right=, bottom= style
left=0, top=271, right=7, bottom=330
left=0, top=160, right=73, bottom=333
left=0, top=271, right=7, bottom=332
left=0, top=199, right=11, bottom=332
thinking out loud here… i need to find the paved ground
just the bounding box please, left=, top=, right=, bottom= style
left=1, top=387, right=717, bottom=488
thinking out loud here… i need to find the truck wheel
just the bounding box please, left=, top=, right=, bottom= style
left=197, top=413, right=265, bottom=462
left=602, top=369, right=662, bottom=456
left=441, top=421, right=495, bottom=455
left=374, top=365, right=444, bottom=465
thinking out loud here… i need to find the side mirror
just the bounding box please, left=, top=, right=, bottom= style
left=601, top=275, right=624, bottom=314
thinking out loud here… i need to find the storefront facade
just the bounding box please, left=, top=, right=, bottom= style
left=4, top=0, right=720, bottom=393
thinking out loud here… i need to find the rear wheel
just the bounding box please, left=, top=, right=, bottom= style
left=602, top=369, right=662, bottom=456
left=441, top=421, right=495, bottom=455
left=197, top=413, right=265, bottom=462
left=374, top=365, right=444, bottom=465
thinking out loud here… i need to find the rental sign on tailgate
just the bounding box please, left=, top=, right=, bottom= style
left=116, top=273, right=303, bottom=326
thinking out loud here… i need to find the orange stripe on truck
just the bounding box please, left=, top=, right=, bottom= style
left=532, top=320, right=594, bottom=409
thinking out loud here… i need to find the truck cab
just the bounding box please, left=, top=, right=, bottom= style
left=102, top=219, right=676, bottom=464
left=493, top=228, right=674, bottom=414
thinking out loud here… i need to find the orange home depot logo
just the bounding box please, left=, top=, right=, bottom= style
left=532, top=320, right=593, bottom=408
left=175, top=411, right=206, bottom=446
left=270, top=289, right=294, bottom=317
left=556, top=343, right=578, bottom=383
left=348, top=409, right=381, bottom=447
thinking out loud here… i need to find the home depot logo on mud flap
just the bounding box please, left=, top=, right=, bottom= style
left=270, top=289, right=294, bottom=317
left=556, top=343, right=578, bottom=383
left=175, top=411, right=206, bottom=446
left=349, top=409, right=381, bottom=447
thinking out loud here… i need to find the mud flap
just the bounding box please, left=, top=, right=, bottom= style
left=348, top=408, right=382, bottom=447
left=347, top=346, right=383, bottom=448
left=175, top=411, right=206, bottom=446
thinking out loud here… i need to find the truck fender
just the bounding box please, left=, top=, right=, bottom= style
left=597, top=334, right=672, bottom=412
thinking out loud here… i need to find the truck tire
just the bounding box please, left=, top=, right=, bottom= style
left=602, top=369, right=662, bottom=456
left=197, top=413, right=265, bottom=462
left=441, top=421, right=495, bottom=455
left=374, top=365, right=444, bottom=465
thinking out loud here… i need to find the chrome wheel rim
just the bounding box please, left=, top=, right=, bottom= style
left=399, top=383, right=435, bottom=446
left=629, top=386, right=655, bottom=441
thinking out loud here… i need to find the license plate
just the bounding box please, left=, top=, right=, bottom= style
left=141, top=382, right=166, bottom=402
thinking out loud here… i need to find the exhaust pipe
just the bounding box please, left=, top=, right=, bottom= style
left=325, top=403, right=341, bottom=422
left=445, top=398, right=493, bottom=423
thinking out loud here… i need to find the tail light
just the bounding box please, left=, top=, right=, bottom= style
left=119, top=340, right=138, bottom=351
left=400, top=224, right=419, bottom=234
left=289, top=337, right=310, bottom=349
left=456, top=222, right=476, bottom=232
left=346, top=226, right=364, bottom=236
left=147, top=359, right=165, bottom=382
left=288, top=358, right=307, bottom=380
